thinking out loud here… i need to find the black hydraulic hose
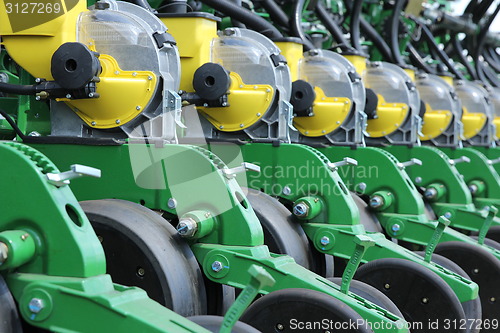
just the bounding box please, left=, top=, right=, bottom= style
left=388, top=0, right=407, bottom=66
left=0, top=109, right=25, bottom=139
left=290, top=0, right=315, bottom=51
left=475, top=4, right=500, bottom=85
left=472, top=0, right=495, bottom=23
left=260, top=0, right=289, bottom=30
left=464, top=0, right=479, bottom=15
left=480, top=61, right=500, bottom=86
left=359, top=18, right=394, bottom=62
left=350, top=0, right=363, bottom=51
left=198, top=0, right=283, bottom=39
left=483, top=47, right=500, bottom=73
left=229, top=0, right=245, bottom=28
left=451, top=33, right=478, bottom=79
left=419, top=23, right=465, bottom=79
left=407, top=42, right=437, bottom=74
left=315, top=1, right=350, bottom=47
left=0, top=82, right=37, bottom=95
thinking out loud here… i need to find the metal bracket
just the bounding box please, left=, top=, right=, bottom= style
left=396, top=158, right=422, bottom=170
left=448, top=156, right=471, bottom=166
left=487, top=157, right=500, bottom=165
left=477, top=206, right=498, bottom=246
left=328, top=157, right=358, bottom=171
left=221, top=163, right=261, bottom=179
left=220, top=265, right=275, bottom=333
left=424, top=216, right=450, bottom=263
left=46, top=164, right=101, bottom=187
left=340, top=235, right=375, bottom=294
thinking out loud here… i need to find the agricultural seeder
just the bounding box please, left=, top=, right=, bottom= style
left=1, top=0, right=500, bottom=332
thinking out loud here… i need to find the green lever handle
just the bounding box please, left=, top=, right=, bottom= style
left=220, top=265, right=275, bottom=333
left=477, top=206, right=498, bottom=245
left=340, top=235, right=375, bottom=294
left=424, top=216, right=450, bottom=263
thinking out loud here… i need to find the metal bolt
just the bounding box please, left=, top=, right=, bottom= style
left=424, top=188, right=437, bottom=200
left=137, top=267, right=145, bottom=277
left=282, top=186, right=292, bottom=196
left=320, top=236, right=330, bottom=246
left=384, top=283, right=391, bottom=290
left=35, top=96, right=41, bottom=101
left=114, top=71, right=120, bottom=75
left=369, top=195, right=384, bottom=209
left=35, top=78, right=42, bottom=83
left=391, top=224, right=401, bottom=233
left=66, top=94, right=72, bottom=99
left=222, top=102, right=227, bottom=107
left=211, top=261, right=223, bottom=272
left=136, top=106, right=141, bottom=111
left=490, top=297, right=496, bottom=303
left=415, top=177, right=422, bottom=184
left=469, top=184, right=478, bottom=195
left=293, top=202, right=309, bottom=218
left=148, top=76, right=153, bottom=80
left=256, top=113, right=261, bottom=116
left=276, top=323, right=284, bottom=331
left=473, top=268, right=479, bottom=274
left=422, top=297, right=429, bottom=304
left=132, top=72, right=137, bottom=77
left=203, top=103, right=209, bottom=107
left=444, top=212, right=452, bottom=219
left=167, top=198, right=177, bottom=209
left=88, top=93, right=94, bottom=98
left=357, top=183, right=367, bottom=192
left=91, top=121, right=96, bottom=126
left=0, top=242, right=8, bottom=265
left=21, top=233, right=29, bottom=240
left=219, top=125, right=224, bottom=129
left=28, top=298, right=44, bottom=314
left=115, top=119, right=121, bottom=125
left=176, top=218, right=198, bottom=238
left=240, top=124, right=244, bottom=128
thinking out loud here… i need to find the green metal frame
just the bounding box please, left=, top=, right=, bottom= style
left=30, top=142, right=408, bottom=333
left=0, top=142, right=209, bottom=333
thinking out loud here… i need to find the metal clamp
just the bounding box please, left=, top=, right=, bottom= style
left=448, top=156, right=471, bottom=166
left=46, top=164, right=101, bottom=187
left=477, top=206, right=498, bottom=246
left=340, top=235, right=375, bottom=294
left=424, top=216, right=450, bottom=263
left=222, top=162, right=261, bottom=179
left=220, top=265, right=275, bottom=333
left=328, top=157, right=358, bottom=171
left=487, top=157, right=500, bottom=165
left=396, top=158, right=422, bottom=170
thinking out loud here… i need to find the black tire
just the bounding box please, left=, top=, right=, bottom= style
left=188, top=316, right=260, bottom=332
left=81, top=199, right=206, bottom=316
left=435, top=241, right=500, bottom=332
left=415, top=251, right=481, bottom=333
left=355, top=258, right=466, bottom=333
left=469, top=235, right=500, bottom=250
left=328, top=277, right=405, bottom=319
left=240, top=288, right=373, bottom=333
left=0, top=275, right=22, bottom=333
left=471, top=225, right=500, bottom=244
left=244, top=188, right=315, bottom=270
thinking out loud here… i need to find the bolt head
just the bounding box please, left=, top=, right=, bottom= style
left=167, top=198, right=177, bottom=209
left=320, top=236, right=330, bottom=246
left=293, top=202, right=309, bottom=218
left=66, top=94, right=72, bottom=99
left=444, top=212, right=452, bottom=219
left=176, top=218, right=197, bottom=238
left=357, top=182, right=367, bottom=192
left=369, top=196, right=384, bottom=209
left=91, top=121, right=96, bottom=126
left=136, top=106, right=141, bottom=111
left=469, top=184, right=478, bottom=194
left=115, top=119, right=121, bottom=125
left=391, top=224, right=401, bottom=233
left=28, top=298, right=44, bottom=314
left=424, top=188, right=437, bottom=199
left=415, top=177, right=422, bottom=184
left=282, top=186, right=292, bottom=196
left=211, top=261, right=223, bottom=272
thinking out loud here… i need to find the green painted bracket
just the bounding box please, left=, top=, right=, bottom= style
left=220, top=265, right=275, bottom=333
left=192, top=243, right=408, bottom=333
left=340, top=235, right=375, bottom=294
left=474, top=146, right=500, bottom=175
left=477, top=206, right=499, bottom=245
left=424, top=216, right=450, bottom=263
left=0, top=142, right=209, bottom=333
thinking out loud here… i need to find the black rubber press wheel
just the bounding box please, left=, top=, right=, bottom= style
left=415, top=252, right=481, bottom=333
left=81, top=199, right=207, bottom=316
left=240, top=288, right=373, bottom=333
left=355, top=258, right=466, bottom=333
left=245, top=189, right=323, bottom=273
left=471, top=225, right=500, bottom=244
left=435, top=241, right=500, bottom=332
left=0, top=275, right=22, bottom=333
